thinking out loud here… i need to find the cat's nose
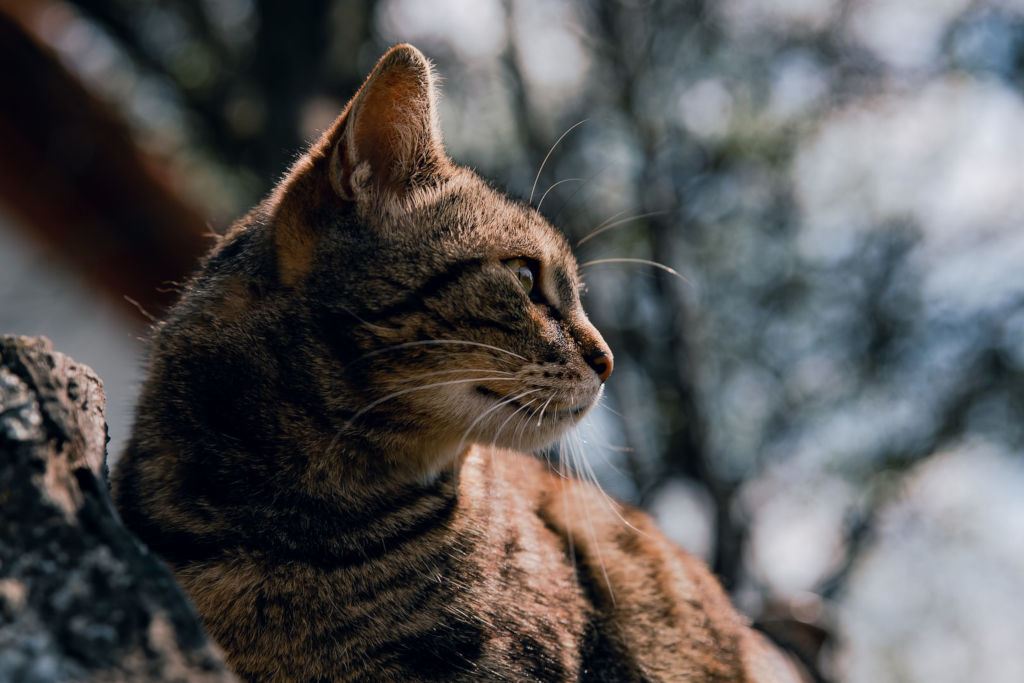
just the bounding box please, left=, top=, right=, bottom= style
left=586, top=351, right=614, bottom=383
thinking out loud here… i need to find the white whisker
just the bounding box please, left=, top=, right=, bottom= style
left=552, top=163, right=613, bottom=224
left=575, top=211, right=665, bottom=247
left=457, top=389, right=541, bottom=455
left=337, top=304, right=400, bottom=333
left=579, top=258, right=691, bottom=285
left=557, top=439, right=578, bottom=578
left=578, top=209, right=627, bottom=242
left=595, top=394, right=626, bottom=420
left=491, top=397, right=540, bottom=448
left=565, top=432, right=616, bottom=606
left=346, top=377, right=521, bottom=426
left=536, top=396, right=555, bottom=427
left=536, top=178, right=583, bottom=213
left=529, top=119, right=588, bottom=204
left=570, top=421, right=648, bottom=536
left=515, top=400, right=545, bottom=450
left=346, top=339, right=527, bottom=369
left=389, top=368, right=516, bottom=384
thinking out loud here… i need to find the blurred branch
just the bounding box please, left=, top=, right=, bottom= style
left=247, top=0, right=334, bottom=178
left=65, top=0, right=253, bottom=174
left=67, top=0, right=340, bottom=186
left=585, top=0, right=751, bottom=586
left=501, top=0, right=548, bottom=172
left=819, top=334, right=1024, bottom=602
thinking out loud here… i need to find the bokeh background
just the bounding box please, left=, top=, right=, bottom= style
left=3, top=0, right=1024, bottom=680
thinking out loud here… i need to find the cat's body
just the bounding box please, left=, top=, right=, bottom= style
left=113, top=45, right=800, bottom=681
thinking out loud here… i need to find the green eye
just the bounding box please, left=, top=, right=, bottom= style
left=505, top=258, right=535, bottom=295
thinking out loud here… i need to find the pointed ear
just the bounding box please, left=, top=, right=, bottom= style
left=328, top=44, right=450, bottom=202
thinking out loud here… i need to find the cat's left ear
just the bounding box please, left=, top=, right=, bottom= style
left=328, top=44, right=450, bottom=202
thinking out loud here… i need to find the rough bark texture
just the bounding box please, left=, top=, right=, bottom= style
left=0, top=335, right=233, bottom=682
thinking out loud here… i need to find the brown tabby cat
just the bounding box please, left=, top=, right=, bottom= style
left=112, top=44, right=800, bottom=682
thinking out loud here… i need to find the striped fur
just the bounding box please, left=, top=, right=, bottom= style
left=112, top=44, right=800, bottom=681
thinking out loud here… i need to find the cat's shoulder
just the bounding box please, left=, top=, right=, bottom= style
left=461, top=445, right=806, bottom=682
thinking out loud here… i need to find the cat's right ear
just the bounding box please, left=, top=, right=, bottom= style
left=328, top=44, right=450, bottom=203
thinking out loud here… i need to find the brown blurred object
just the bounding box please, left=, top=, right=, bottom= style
left=0, top=3, right=212, bottom=321
left=755, top=596, right=832, bottom=683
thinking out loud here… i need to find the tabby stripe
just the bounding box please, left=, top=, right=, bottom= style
left=120, top=466, right=458, bottom=569
left=114, top=457, right=228, bottom=565
left=124, top=517, right=229, bottom=566
left=160, top=489, right=458, bottom=570
left=387, top=307, right=520, bottom=341
left=322, top=493, right=459, bottom=565
left=359, top=594, right=485, bottom=661
left=341, top=535, right=479, bottom=605
left=361, top=258, right=485, bottom=322
left=457, top=315, right=519, bottom=337
left=308, top=553, right=459, bottom=649
left=532, top=507, right=648, bottom=681
left=389, top=615, right=487, bottom=678
left=278, top=470, right=455, bottom=528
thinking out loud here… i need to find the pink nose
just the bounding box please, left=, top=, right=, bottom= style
left=586, top=352, right=613, bottom=383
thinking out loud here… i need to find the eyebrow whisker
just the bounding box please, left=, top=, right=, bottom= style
left=537, top=178, right=584, bottom=213
left=579, top=258, right=691, bottom=285
left=576, top=211, right=665, bottom=247
left=529, top=119, right=588, bottom=205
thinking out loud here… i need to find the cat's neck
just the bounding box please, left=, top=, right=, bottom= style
left=133, top=356, right=467, bottom=565
left=139, top=364, right=463, bottom=503
left=140, top=263, right=470, bottom=500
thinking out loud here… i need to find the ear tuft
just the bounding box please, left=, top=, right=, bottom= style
left=329, top=44, right=448, bottom=201
left=269, top=45, right=447, bottom=286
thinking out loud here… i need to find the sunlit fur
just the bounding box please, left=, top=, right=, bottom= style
left=112, top=44, right=801, bottom=681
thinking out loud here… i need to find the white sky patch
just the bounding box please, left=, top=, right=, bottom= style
left=378, top=0, right=506, bottom=60
left=782, top=390, right=929, bottom=471
left=679, top=79, right=734, bottom=140
left=649, top=479, right=716, bottom=563
left=923, top=231, right=1024, bottom=313
left=837, top=440, right=1024, bottom=683
left=719, top=0, right=840, bottom=34
left=743, top=472, right=850, bottom=594
left=766, top=52, right=828, bottom=123
left=0, top=210, right=144, bottom=464
left=511, top=0, right=589, bottom=106
left=793, top=77, right=1024, bottom=309
left=847, top=0, right=972, bottom=71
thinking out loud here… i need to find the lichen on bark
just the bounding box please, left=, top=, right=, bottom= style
left=0, top=335, right=234, bottom=682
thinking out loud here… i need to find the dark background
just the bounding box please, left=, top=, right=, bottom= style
left=3, top=1, right=1024, bottom=680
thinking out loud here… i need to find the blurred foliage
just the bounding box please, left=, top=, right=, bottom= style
left=11, top=0, right=1024, bottom=680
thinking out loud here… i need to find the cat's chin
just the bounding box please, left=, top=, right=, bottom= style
left=473, top=386, right=602, bottom=454
left=489, top=423, right=574, bottom=454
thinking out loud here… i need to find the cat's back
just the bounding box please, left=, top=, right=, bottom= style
left=480, top=447, right=802, bottom=681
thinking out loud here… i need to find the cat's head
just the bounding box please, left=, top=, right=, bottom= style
left=259, top=45, right=612, bottom=472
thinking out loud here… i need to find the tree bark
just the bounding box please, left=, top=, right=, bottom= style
left=0, top=335, right=234, bottom=682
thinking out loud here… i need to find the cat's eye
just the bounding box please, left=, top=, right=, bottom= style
left=504, top=258, right=539, bottom=299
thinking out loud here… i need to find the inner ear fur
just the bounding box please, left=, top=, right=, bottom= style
left=270, top=44, right=450, bottom=287
left=328, top=43, right=450, bottom=201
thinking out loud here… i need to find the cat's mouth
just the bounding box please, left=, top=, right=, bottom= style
left=547, top=403, right=590, bottom=419
left=474, top=386, right=592, bottom=420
